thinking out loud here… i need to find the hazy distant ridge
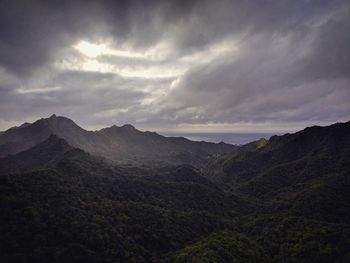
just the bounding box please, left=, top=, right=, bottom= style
left=0, top=114, right=237, bottom=166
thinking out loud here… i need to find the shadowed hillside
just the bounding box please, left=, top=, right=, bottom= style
left=206, top=121, right=350, bottom=262
left=0, top=119, right=349, bottom=262
left=0, top=115, right=236, bottom=166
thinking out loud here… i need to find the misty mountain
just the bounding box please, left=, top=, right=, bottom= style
left=0, top=114, right=236, bottom=166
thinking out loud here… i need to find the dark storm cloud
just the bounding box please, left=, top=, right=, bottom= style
left=154, top=1, right=350, bottom=126
left=0, top=0, right=123, bottom=75
left=0, top=0, right=198, bottom=75
left=300, top=9, right=350, bottom=80
left=0, top=0, right=349, bottom=132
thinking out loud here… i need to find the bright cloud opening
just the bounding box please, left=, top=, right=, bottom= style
left=74, top=41, right=147, bottom=59
left=74, top=41, right=109, bottom=58
left=16, top=86, right=62, bottom=94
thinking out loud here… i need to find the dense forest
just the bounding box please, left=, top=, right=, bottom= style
left=0, top=117, right=349, bottom=262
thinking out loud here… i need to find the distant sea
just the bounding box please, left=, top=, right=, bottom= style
left=161, top=132, right=281, bottom=145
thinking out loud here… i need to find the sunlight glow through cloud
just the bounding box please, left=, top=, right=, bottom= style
left=74, top=41, right=147, bottom=59
left=16, top=86, right=62, bottom=94
left=74, top=41, right=108, bottom=58
left=65, top=39, right=239, bottom=80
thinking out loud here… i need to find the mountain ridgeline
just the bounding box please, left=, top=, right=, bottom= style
left=0, top=116, right=349, bottom=262
left=0, top=115, right=236, bottom=166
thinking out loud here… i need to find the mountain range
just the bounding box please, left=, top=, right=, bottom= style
left=0, top=114, right=236, bottom=166
left=0, top=116, right=349, bottom=262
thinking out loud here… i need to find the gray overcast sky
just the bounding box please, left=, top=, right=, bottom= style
left=0, top=0, right=349, bottom=133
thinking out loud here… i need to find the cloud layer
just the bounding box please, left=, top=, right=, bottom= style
left=0, top=0, right=349, bottom=133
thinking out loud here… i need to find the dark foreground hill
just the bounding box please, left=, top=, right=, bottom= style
left=0, top=136, right=258, bottom=262
left=0, top=115, right=236, bottom=166
left=0, top=120, right=349, bottom=262
left=206, top=121, right=350, bottom=262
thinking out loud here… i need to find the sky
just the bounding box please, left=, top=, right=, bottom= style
left=0, top=0, right=349, bottom=133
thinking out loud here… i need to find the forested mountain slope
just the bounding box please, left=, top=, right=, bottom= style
left=206, top=121, right=350, bottom=262
left=0, top=120, right=349, bottom=262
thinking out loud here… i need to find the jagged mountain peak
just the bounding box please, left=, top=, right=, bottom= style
left=102, top=123, right=138, bottom=132
left=38, top=114, right=80, bottom=126
left=0, top=115, right=87, bottom=158
left=32, top=115, right=87, bottom=137
left=121, top=124, right=136, bottom=130
left=0, top=115, right=237, bottom=165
